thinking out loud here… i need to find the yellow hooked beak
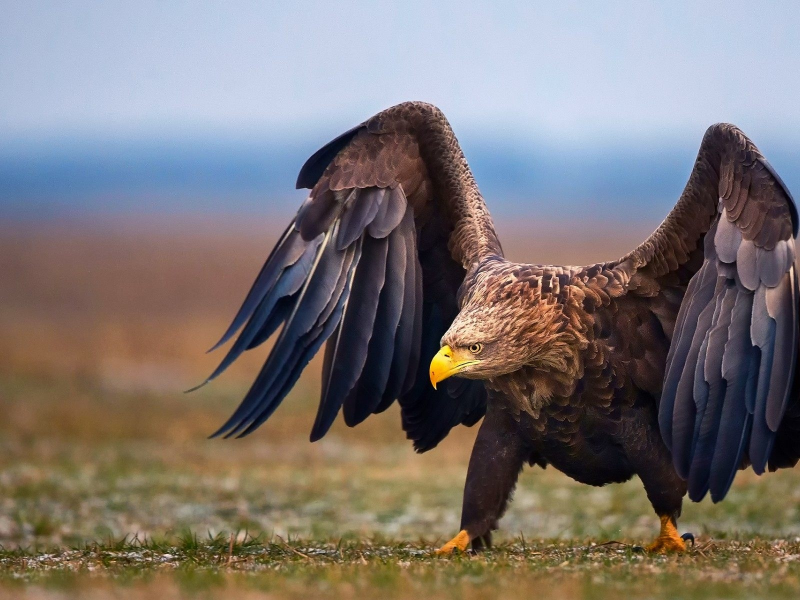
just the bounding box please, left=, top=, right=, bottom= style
left=429, top=345, right=480, bottom=389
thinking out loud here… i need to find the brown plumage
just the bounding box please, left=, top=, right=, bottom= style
left=202, top=102, right=799, bottom=552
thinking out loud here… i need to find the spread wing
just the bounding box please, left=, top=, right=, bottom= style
left=201, top=102, right=502, bottom=451
left=616, top=123, right=798, bottom=502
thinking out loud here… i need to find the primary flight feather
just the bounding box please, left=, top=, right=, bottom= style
left=200, top=102, right=799, bottom=553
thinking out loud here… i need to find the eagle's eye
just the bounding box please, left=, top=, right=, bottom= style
left=468, top=343, right=483, bottom=355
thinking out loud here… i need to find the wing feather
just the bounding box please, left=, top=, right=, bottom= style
left=198, top=236, right=322, bottom=387
left=211, top=228, right=355, bottom=437
left=208, top=225, right=310, bottom=352
left=368, top=186, right=408, bottom=238
left=310, top=234, right=389, bottom=440
left=687, top=282, right=737, bottom=500
left=671, top=275, right=721, bottom=478
left=764, top=270, right=798, bottom=432
left=337, top=188, right=385, bottom=250
left=202, top=103, right=500, bottom=447
left=342, top=222, right=407, bottom=426
left=618, top=123, right=797, bottom=501
left=659, top=257, right=719, bottom=449
left=708, top=289, right=755, bottom=501
left=377, top=208, right=418, bottom=411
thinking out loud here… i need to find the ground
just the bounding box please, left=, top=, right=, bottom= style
left=3, top=220, right=800, bottom=599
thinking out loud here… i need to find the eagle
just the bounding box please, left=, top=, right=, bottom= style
left=199, top=102, right=799, bottom=554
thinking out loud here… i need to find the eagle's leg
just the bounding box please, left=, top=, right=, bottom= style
left=645, top=514, right=692, bottom=553
left=435, top=405, right=526, bottom=555
left=624, top=416, right=690, bottom=553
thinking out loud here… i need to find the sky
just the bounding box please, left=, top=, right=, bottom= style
left=2, top=0, right=800, bottom=145
left=1, top=1, right=799, bottom=219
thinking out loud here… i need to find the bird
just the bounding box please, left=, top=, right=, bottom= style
left=198, top=101, right=799, bottom=554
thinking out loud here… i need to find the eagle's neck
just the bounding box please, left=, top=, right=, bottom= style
left=486, top=356, right=584, bottom=419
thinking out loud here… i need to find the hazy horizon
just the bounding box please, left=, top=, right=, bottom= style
left=2, top=127, right=799, bottom=222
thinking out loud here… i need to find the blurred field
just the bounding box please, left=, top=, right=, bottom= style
left=3, top=216, right=800, bottom=599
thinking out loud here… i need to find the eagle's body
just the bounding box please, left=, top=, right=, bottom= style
left=201, top=102, right=800, bottom=552
left=438, top=259, right=690, bottom=549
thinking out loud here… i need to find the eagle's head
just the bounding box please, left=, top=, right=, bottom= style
left=429, top=264, right=577, bottom=388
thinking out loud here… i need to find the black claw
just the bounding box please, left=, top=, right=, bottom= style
left=470, top=534, right=492, bottom=553
left=681, top=532, right=695, bottom=547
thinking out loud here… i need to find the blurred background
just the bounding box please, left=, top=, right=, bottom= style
left=2, top=1, right=800, bottom=550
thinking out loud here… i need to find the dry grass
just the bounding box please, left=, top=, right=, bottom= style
left=3, top=216, right=800, bottom=598
left=0, top=215, right=652, bottom=385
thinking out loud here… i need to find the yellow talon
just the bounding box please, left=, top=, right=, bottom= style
left=645, top=515, right=688, bottom=553
left=435, top=530, right=471, bottom=555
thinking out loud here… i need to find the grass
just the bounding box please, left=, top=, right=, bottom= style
left=3, top=375, right=800, bottom=599
left=3, top=219, right=800, bottom=598
left=3, top=533, right=800, bottom=599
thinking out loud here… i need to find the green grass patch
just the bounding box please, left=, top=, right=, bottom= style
left=3, top=374, right=800, bottom=598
